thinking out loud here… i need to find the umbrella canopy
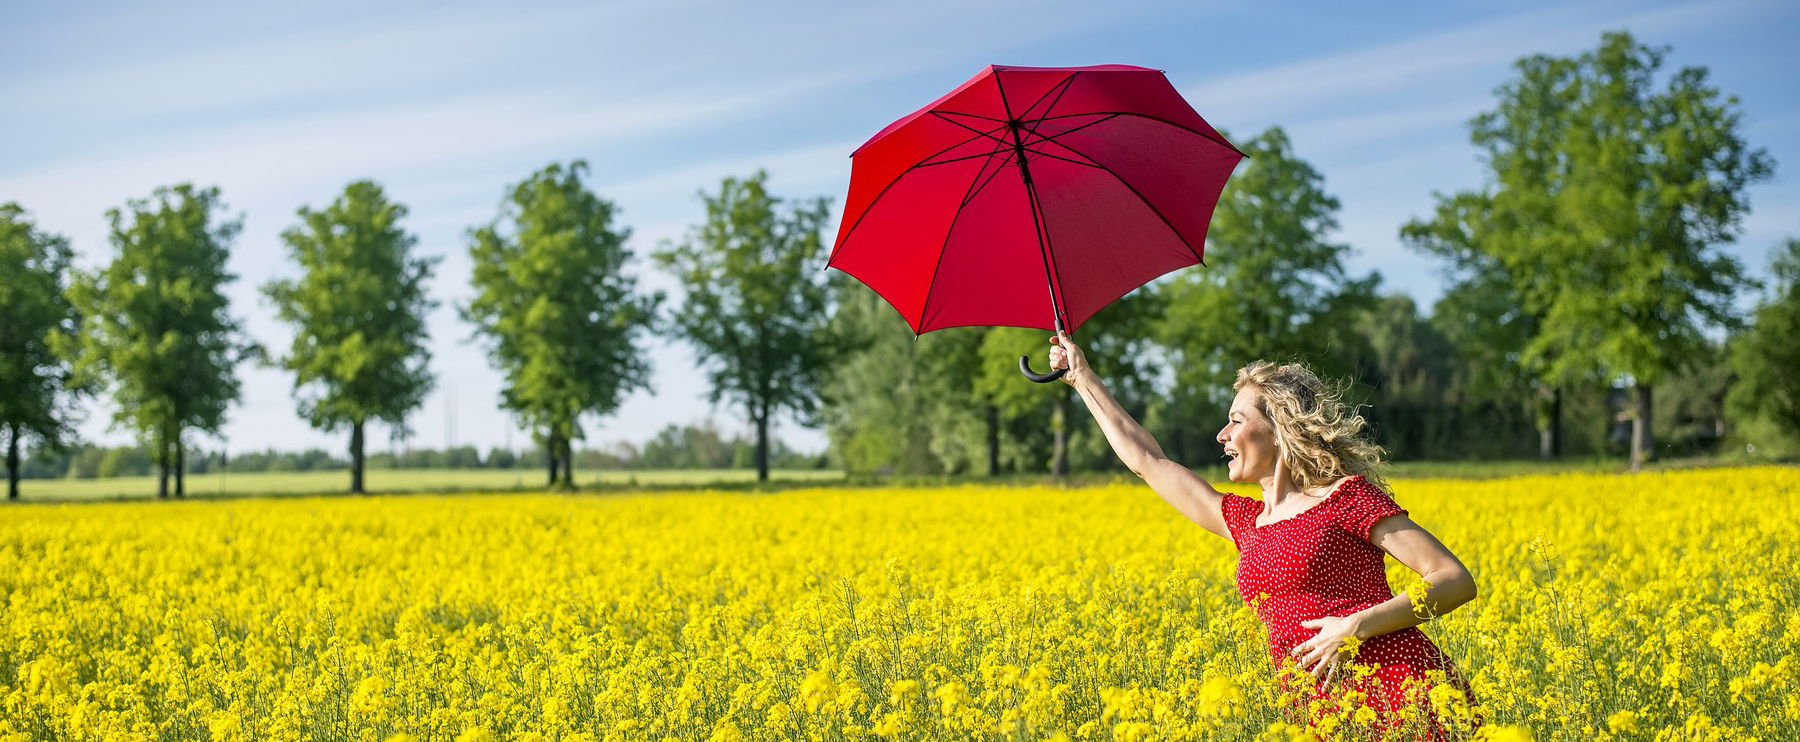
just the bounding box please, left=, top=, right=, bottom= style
left=828, top=63, right=1244, bottom=351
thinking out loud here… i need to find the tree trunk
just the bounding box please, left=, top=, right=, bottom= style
left=1631, top=382, right=1654, bottom=472
left=985, top=404, right=1000, bottom=477
left=560, top=433, right=573, bottom=489
left=350, top=419, right=366, bottom=494
left=546, top=430, right=560, bottom=487
left=1052, top=390, right=1069, bottom=479
left=6, top=423, right=19, bottom=501
left=175, top=435, right=186, bottom=498
left=1537, top=385, right=1561, bottom=461
left=157, top=440, right=169, bottom=500
left=755, top=411, right=770, bottom=483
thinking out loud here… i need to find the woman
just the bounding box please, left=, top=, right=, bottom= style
left=1046, top=332, right=1482, bottom=739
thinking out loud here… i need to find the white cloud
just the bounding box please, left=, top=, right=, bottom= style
left=1180, top=0, right=1769, bottom=125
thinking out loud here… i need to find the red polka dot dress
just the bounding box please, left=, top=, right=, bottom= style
left=1220, top=475, right=1480, bottom=739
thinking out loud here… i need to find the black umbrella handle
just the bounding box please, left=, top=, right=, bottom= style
left=1018, top=355, right=1067, bottom=383
left=1019, top=318, right=1069, bottom=383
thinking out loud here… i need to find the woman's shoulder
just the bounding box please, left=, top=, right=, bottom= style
left=1217, top=490, right=1262, bottom=531
left=1333, top=474, right=1409, bottom=538
left=1218, top=490, right=1259, bottom=515
left=1341, top=474, right=1390, bottom=498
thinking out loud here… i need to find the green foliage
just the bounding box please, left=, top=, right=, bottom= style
left=1153, top=126, right=1379, bottom=462
left=1728, top=239, right=1800, bottom=452
left=64, top=184, right=253, bottom=495
left=97, top=446, right=154, bottom=478
left=263, top=180, right=439, bottom=493
left=975, top=327, right=1060, bottom=473
left=1405, top=31, right=1774, bottom=466
left=1547, top=32, right=1773, bottom=388
left=1348, top=295, right=1464, bottom=460
left=654, top=170, right=835, bottom=482
left=0, top=203, right=86, bottom=496
left=462, top=161, right=661, bottom=486
left=263, top=180, right=439, bottom=432
left=821, top=277, right=948, bottom=474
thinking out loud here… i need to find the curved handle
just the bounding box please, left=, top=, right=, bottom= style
left=1018, top=354, right=1068, bottom=383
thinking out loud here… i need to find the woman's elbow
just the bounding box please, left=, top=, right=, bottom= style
left=1126, top=453, right=1164, bottom=479
left=1456, top=570, right=1478, bottom=608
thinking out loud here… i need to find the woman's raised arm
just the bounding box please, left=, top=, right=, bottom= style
left=1048, top=333, right=1233, bottom=541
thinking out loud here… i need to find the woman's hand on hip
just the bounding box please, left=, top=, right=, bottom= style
left=1292, top=614, right=1363, bottom=687
left=1048, top=332, right=1089, bottom=387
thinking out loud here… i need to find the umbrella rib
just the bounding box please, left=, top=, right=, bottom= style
left=1018, top=114, right=1119, bottom=149
left=915, top=136, right=1017, bottom=331
left=1048, top=137, right=1210, bottom=266
left=930, top=111, right=1012, bottom=146
left=935, top=110, right=1006, bottom=124
left=829, top=121, right=1013, bottom=263
left=960, top=148, right=1018, bottom=208
left=916, top=148, right=1013, bottom=168
left=1021, top=147, right=1103, bottom=169
left=1018, top=72, right=1081, bottom=122
left=1033, top=111, right=1243, bottom=156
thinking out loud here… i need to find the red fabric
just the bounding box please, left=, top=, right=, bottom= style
left=1220, top=476, right=1482, bottom=739
left=829, top=64, right=1243, bottom=334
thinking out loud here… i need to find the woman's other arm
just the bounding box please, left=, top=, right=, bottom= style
left=1050, top=333, right=1233, bottom=541
left=1350, top=517, right=1478, bottom=638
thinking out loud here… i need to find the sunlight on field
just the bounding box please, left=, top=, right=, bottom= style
left=10, top=468, right=846, bottom=501
left=2, top=468, right=1795, bottom=741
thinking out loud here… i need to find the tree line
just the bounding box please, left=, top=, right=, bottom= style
left=10, top=420, right=826, bottom=480
left=1, top=161, right=832, bottom=499
left=3, top=31, right=1796, bottom=499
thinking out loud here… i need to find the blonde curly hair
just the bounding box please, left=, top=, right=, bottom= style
left=1233, top=360, right=1392, bottom=494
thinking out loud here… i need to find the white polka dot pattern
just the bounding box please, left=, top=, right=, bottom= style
left=1219, top=475, right=1481, bottom=738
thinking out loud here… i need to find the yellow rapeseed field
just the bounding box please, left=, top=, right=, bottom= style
left=1, top=467, right=1795, bottom=741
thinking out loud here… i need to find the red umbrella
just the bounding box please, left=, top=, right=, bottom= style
left=827, top=63, right=1244, bottom=382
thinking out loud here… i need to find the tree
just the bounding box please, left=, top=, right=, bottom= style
left=1347, top=295, right=1494, bottom=460
left=1556, top=33, right=1773, bottom=470
left=820, top=277, right=942, bottom=475
left=1406, top=33, right=1774, bottom=470
left=654, top=170, right=835, bottom=483
left=1402, top=189, right=1577, bottom=460
left=978, top=288, right=1162, bottom=478
left=820, top=268, right=998, bottom=476
left=1728, top=238, right=1800, bottom=452
left=462, top=161, right=661, bottom=489
left=262, top=181, right=439, bottom=494
left=975, top=327, right=1061, bottom=474
left=0, top=203, right=87, bottom=499
left=65, top=184, right=253, bottom=498
left=1154, top=126, right=1379, bottom=463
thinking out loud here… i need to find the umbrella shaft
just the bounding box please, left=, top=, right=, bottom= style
left=1008, top=122, right=1067, bottom=334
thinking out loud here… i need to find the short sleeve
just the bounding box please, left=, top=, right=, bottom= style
left=1217, top=493, right=1259, bottom=546
left=1340, top=492, right=1409, bottom=541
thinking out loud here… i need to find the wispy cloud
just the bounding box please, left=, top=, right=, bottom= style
left=1, top=2, right=698, bottom=123
left=1180, top=0, right=1770, bottom=126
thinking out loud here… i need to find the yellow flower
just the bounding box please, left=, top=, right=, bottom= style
left=1475, top=725, right=1534, bottom=742
left=454, top=728, right=495, bottom=742
left=1198, top=672, right=1246, bottom=718
left=1, top=468, right=1795, bottom=741
left=1607, top=710, right=1640, bottom=735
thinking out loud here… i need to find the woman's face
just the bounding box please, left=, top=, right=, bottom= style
left=1217, top=387, right=1279, bottom=483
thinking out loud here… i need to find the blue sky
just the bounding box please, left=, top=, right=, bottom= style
left=5, top=0, right=1796, bottom=457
